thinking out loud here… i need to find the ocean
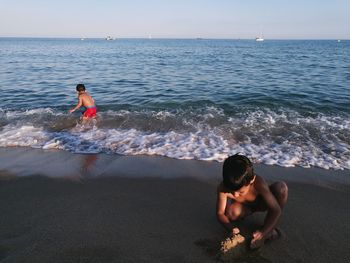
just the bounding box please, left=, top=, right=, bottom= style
left=0, top=38, right=349, bottom=170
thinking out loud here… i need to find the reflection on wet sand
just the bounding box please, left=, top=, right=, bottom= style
left=80, top=154, right=98, bottom=178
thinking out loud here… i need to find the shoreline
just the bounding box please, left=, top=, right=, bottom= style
left=1, top=147, right=350, bottom=262
left=0, top=147, right=349, bottom=185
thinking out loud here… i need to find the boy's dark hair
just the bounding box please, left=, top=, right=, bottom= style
left=222, top=154, right=255, bottom=191
left=76, top=84, right=86, bottom=92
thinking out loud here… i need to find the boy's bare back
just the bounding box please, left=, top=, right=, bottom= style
left=78, top=92, right=95, bottom=108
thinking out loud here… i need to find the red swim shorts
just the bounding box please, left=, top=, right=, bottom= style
left=83, top=107, right=97, bottom=118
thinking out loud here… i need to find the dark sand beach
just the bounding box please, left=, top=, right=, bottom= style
left=0, top=148, right=350, bottom=263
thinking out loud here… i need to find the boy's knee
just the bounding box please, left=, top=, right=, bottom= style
left=271, top=181, right=288, bottom=196
left=278, top=181, right=288, bottom=198
left=226, top=204, right=243, bottom=221
left=271, top=181, right=288, bottom=209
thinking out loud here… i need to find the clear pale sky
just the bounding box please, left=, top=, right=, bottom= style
left=0, top=0, right=349, bottom=39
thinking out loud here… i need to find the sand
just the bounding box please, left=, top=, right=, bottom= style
left=0, top=147, right=350, bottom=263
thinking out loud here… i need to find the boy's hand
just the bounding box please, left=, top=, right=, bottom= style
left=232, top=227, right=240, bottom=235
left=250, top=230, right=264, bottom=249
left=69, top=109, right=74, bottom=113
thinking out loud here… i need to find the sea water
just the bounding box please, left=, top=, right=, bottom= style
left=0, top=38, right=349, bottom=169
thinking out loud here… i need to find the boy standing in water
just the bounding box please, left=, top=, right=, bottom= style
left=69, top=84, right=96, bottom=121
left=216, top=154, right=288, bottom=249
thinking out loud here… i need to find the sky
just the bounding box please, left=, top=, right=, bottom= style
left=0, top=0, right=349, bottom=39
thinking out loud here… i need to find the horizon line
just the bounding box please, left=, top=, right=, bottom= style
left=0, top=36, right=348, bottom=41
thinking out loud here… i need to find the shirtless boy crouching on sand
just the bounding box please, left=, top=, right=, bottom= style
left=69, top=84, right=97, bottom=121
left=216, top=154, right=288, bottom=249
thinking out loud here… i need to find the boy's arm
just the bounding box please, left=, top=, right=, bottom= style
left=255, top=177, right=281, bottom=239
left=216, top=186, right=239, bottom=234
left=69, top=96, right=83, bottom=113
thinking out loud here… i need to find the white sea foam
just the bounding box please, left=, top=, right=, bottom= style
left=0, top=125, right=49, bottom=147
left=2, top=108, right=57, bottom=119
left=0, top=107, right=349, bottom=170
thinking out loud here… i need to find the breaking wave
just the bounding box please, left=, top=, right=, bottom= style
left=0, top=106, right=349, bottom=170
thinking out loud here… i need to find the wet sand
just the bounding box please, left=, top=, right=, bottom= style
left=0, top=148, right=349, bottom=263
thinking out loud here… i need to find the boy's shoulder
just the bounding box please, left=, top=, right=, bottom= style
left=217, top=182, right=232, bottom=195
left=79, top=93, right=90, bottom=99
left=253, top=174, right=270, bottom=193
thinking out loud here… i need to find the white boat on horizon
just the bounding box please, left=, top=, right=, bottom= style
left=105, top=36, right=114, bottom=41
left=256, top=26, right=264, bottom=41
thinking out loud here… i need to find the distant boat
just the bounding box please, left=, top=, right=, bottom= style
left=105, top=36, right=114, bottom=41
left=256, top=26, right=264, bottom=41
left=337, top=39, right=341, bottom=42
